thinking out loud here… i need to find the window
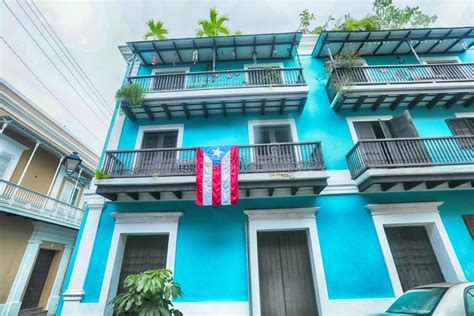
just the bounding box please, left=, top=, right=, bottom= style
left=465, top=287, right=474, bottom=316
left=254, top=124, right=292, bottom=144
left=118, top=235, right=169, bottom=293
left=59, top=181, right=80, bottom=206
left=446, top=118, right=474, bottom=136
left=141, top=131, right=178, bottom=149
left=352, top=111, right=420, bottom=141
left=0, top=151, right=14, bottom=179
left=463, top=215, right=474, bottom=238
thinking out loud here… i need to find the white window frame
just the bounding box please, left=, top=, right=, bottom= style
left=367, top=202, right=466, bottom=297
left=151, top=67, right=190, bottom=90
left=244, top=207, right=329, bottom=316
left=243, top=62, right=285, bottom=85
left=0, top=134, right=27, bottom=182
left=421, top=56, right=461, bottom=64
left=99, top=212, right=183, bottom=315
left=135, top=124, right=184, bottom=150
left=346, top=115, right=393, bottom=143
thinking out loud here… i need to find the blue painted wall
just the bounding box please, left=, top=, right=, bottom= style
left=62, top=42, right=474, bottom=308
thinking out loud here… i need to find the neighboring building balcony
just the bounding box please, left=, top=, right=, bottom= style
left=346, top=136, right=474, bottom=192
left=95, top=142, right=327, bottom=200
left=122, top=67, right=308, bottom=120
left=0, top=179, right=84, bottom=229
left=327, top=63, right=474, bottom=112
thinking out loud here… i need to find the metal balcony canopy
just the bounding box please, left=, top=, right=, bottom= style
left=312, top=26, right=474, bottom=58
left=122, top=32, right=302, bottom=65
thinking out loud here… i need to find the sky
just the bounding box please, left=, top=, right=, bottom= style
left=1, top=0, right=473, bottom=155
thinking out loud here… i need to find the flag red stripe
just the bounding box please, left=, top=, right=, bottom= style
left=230, top=146, right=239, bottom=204
left=212, top=163, right=221, bottom=205
left=195, top=147, right=203, bottom=205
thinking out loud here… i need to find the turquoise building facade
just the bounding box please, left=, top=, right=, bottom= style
left=59, top=27, right=474, bottom=315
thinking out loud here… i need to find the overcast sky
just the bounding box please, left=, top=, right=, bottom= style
left=1, top=0, right=473, bottom=154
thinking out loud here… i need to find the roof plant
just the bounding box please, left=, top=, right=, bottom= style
left=111, top=269, right=183, bottom=316
left=116, top=83, right=145, bottom=109
left=196, top=7, right=231, bottom=37
left=299, top=0, right=437, bottom=34
left=144, top=19, right=169, bottom=40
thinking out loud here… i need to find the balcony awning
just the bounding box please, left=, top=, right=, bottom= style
left=120, top=32, right=302, bottom=65
left=312, top=26, right=474, bottom=58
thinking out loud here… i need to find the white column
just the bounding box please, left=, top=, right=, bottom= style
left=3, top=239, right=41, bottom=316
left=47, top=157, right=64, bottom=196
left=17, top=142, right=40, bottom=186
left=62, top=194, right=105, bottom=302
left=46, top=245, right=73, bottom=315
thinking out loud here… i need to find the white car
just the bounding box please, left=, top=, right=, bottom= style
left=374, top=282, right=474, bottom=316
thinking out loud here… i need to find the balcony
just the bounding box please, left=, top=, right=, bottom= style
left=95, top=142, right=327, bottom=200
left=346, top=136, right=474, bottom=192
left=327, top=63, right=474, bottom=112
left=0, top=179, right=84, bottom=229
left=121, top=67, right=308, bottom=120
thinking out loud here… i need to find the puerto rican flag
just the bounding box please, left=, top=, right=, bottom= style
left=195, top=145, right=239, bottom=206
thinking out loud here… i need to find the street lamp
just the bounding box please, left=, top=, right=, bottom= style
left=64, top=152, right=82, bottom=175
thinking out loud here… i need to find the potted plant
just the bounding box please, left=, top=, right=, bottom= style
left=110, top=269, right=183, bottom=316
left=325, top=51, right=365, bottom=97
left=115, top=83, right=145, bottom=109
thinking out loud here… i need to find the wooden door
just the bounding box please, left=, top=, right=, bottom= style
left=118, top=235, right=169, bottom=293
left=21, top=249, right=56, bottom=310
left=385, top=226, right=445, bottom=292
left=257, top=231, right=318, bottom=316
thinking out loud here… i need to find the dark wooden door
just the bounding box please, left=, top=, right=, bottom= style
left=254, top=125, right=296, bottom=171
left=257, top=231, right=318, bottom=316
left=21, top=249, right=56, bottom=310
left=385, top=226, right=445, bottom=292
left=118, top=235, right=169, bottom=293
left=137, top=131, right=178, bottom=175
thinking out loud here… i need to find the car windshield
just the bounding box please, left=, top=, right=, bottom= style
left=387, top=287, right=447, bottom=314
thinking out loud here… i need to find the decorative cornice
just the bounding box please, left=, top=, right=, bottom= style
left=366, top=201, right=444, bottom=216
left=111, top=212, right=183, bottom=224
left=244, top=207, right=318, bottom=221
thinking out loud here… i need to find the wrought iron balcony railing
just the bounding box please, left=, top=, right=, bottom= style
left=0, top=179, right=84, bottom=228
left=327, top=63, right=474, bottom=102
left=127, top=67, right=306, bottom=93
left=102, top=142, right=325, bottom=178
left=346, top=136, right=474, bottom=179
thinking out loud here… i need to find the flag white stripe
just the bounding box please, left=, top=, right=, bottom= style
left=202, top=154, right=213, bottom=205
left=221, top=151, right=231, bottom=205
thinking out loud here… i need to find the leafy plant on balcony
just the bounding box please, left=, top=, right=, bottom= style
left=95, top=169, right=111, bottom=180
left=116, top=83, right=145, bottom=109
left=324, top=52, right=365, bottom=97
left=110, top=269, right=183, bottom=316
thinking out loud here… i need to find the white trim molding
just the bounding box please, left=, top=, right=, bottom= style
left=63, top=194, right=105, bottom=302
left=244, top=207, right=329, bottom=316
left=346, top=115, right=393, bottom=143
left=247, top=118, right=299, bottom=144
left=134, top=124, right=184, bottom=150
left=421, top=56, right=461, bottom=64
left=96, top=211, right=182, bottom=315
left=367, top=201, right=466, bottom=297
left=455, top=112, right=474, bottom=118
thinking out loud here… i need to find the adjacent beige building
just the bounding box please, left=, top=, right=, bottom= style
left=0, top=79, right=99, bottom=316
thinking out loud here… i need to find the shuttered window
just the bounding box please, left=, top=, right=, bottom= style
left=463, top=215, right=474, bottom=238
left=254, top=125, right=292, bottom=144
left=141, top=131, right=178, bottom=149
left=446, top=118, right=474, bottom=136
left=118, top=235, right=169, bottom=293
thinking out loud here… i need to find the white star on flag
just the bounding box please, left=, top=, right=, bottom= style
left=212, top=147, right=223, bottom=157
